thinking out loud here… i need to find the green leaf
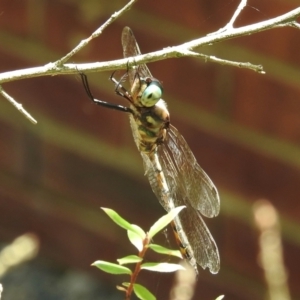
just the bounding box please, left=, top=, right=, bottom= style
left=101, top=208, right=145, bottom=237
left=127, top=226, right=145, bottom=251
left=215, top=296, right=225, bottom=300
left=117, top=255, right=142, bottom=265
left=130, top=224, right=146, bottom=239
left=149, top=244, right=182, bottom=258
left=92, top=260, right=132, bottom=275
left=148, top=206, right=185, bottom=238
left=141, top=262, right=185, bottom=272
left=133, top=283, right=156, bottom=300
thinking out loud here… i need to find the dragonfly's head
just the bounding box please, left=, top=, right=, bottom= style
left=140, top=78, right=163, bottom=107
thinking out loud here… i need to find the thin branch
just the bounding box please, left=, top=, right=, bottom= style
left=0, top=0, right=138, bottom=124
left=289, top=21, right=300, bottom=29
left=55, top=0, right=138, bottom=66
left=226, top=0, right=247, bottom=28
left=0, top=85, right=37, bottom=124
left=181, top=7, right=300, bottom=50
left=0, top=7, right=299, bottom=85
left=182, top=50, right=265, bottom=73
left=209, top=0, right=247, bottom=34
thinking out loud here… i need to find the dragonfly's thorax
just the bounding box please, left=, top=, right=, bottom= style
left=128, top=74, right=169, bottom=154
left=130, top=99, right=170, bottom=154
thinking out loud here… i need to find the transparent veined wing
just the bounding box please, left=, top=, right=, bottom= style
left=161, top=125, right=220, bottom=218
left=122, top=27, right=152, bottom=85
left=175, top=204, right=220, bottom=273
left=140, top=125, right=220, bottom=273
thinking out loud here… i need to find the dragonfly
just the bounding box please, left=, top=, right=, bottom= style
left=80, top=27, right=220, bottom=275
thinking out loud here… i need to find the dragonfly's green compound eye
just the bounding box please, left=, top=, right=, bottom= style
left=141, top=81, right=163, bottom=107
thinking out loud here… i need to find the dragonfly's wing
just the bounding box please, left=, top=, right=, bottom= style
left=140, top=124, right=220, bottom=273
left=158, top=128, right=220, bottom=272
left=122, top=27, right=152, bottom=85
left=159, top=125, right=220, bottom=218
left=177, top=205, right=220, bottom=273
left=141, top=146, right=220, bottom=273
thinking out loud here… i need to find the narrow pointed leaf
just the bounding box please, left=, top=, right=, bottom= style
left=117, top=255, right=142, bottom=265
left=148, top=206, right=185, bottom=238
left=101, top=208, right=144, bottom=237
left=133, top=283, right=156, bottom=300
left=215, top=296, right=225, bottom=300
left=92, top=260, right=132, bottom=275
left=149, top=244, right=182, bottom=258
left=141, top=262, right=185, bottom=272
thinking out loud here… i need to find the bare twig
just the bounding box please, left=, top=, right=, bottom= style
left=181, top=50, right=265, bottom=73
left=209, top=0, right=247, bottom=34
left=289, top=21, right=300, bottom=30
left=226, top=0, right=247, bottom=29
left=0, top=0, right=138, bottom=123
left=181, top=7, right=300, bottom=50
left=0, top=85, right=37, bottom=124
left=0, top=7, right=299, bottom=84
left=55, top=0, right=138, bottom=66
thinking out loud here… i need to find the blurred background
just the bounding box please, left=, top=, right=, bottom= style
left=0, top=0, right=299, bottom=299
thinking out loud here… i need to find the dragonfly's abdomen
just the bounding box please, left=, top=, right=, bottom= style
left=170, top=220, right=198, bottom=275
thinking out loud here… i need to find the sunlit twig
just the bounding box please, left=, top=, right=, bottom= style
left=209, top=0, right=247, bottom=34
left=0, top=0, right=139, bottom=123
left=0, top=85, right=37, bottom=124
left=55, top=0, right=139, bottom=66
left=0, top=6, right=298, bottom=86
left=182, top=50, right=264, bottom=73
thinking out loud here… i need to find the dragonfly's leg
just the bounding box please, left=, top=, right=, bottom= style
left=80, top=73, right=133, bottom=114
left=109, top=72, right=133, bottom=103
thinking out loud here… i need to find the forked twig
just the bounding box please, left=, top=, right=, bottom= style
left=0, top=5, right=298, bottom=85
left=55, top=0, right=139, bottom=66
left=0, top=0, right=138, bottom=123
left=209, top=0, right=247, bottom=34
left=181, top=50, right=264, bottom=73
